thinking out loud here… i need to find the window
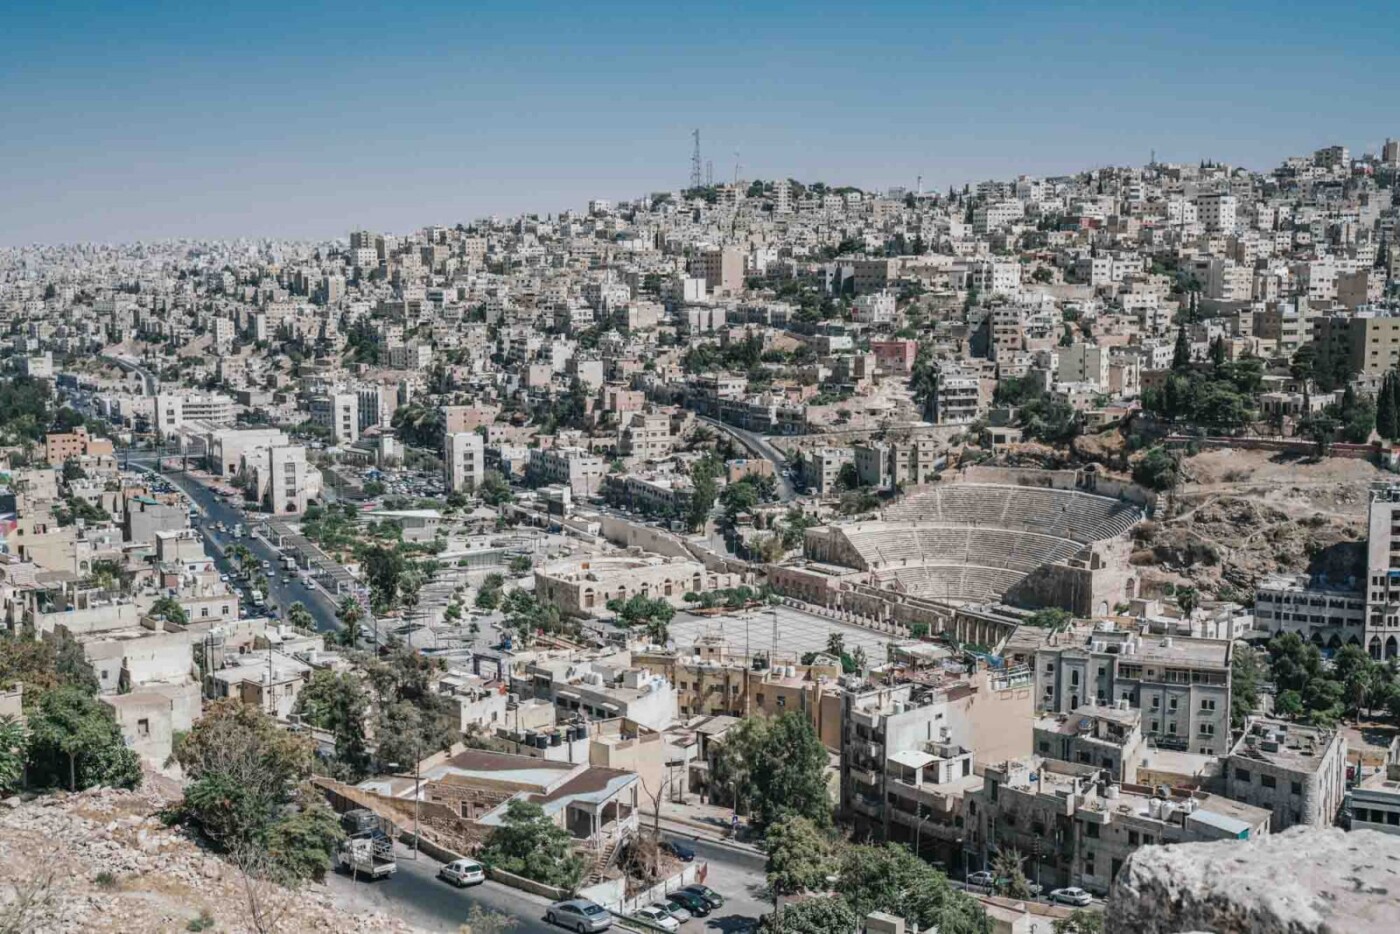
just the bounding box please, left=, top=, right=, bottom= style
left=1200, top=698, right=1216, bottom=712
left=1168, top=696, right=1179, bottom=711
left=1235, top=768, right=1252, bottom=783
left=1084, top=822, right=1099, bottom=838
left=1199, top=723, right=1215, bottom=736
left=1262, top=775, right=1277, bottom=790
left=137, top=718, right=150, bottom=737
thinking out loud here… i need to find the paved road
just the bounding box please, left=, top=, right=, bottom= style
left=328, top=833, right=768, bottom=933
left=326, top=841, right=556, bottom=934
left=126, top=452, right=343, bottom=634
left=696, top=416, right=795, bottom=501
left=659, top=832, right=766, bottom=933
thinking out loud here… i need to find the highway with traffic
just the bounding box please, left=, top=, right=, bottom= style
left=125, top=451, right=343, bottom=634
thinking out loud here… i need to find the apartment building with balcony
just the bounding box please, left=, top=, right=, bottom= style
left=1034, top=623, right=1232, bottom=756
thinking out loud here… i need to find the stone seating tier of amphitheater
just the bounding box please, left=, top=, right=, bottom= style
left=880, top=483, right=1142, bottom=543
left=841, top=525, right=1083, bottom=573
left=879, top=565, right=1026, bottom=603
left=813, top=483, right=1144, bottom=606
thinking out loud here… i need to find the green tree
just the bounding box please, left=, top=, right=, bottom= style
left=1231, top=646, right=1263, bottom=728
left=374, top=696, right=458, bottom=771
left=1380, top=371, right=1400, bottom=441
left=260, top=791, right=344, bottom=882
left=0, top=630, right=99, bottom=695
left=292, top=670, right=370, bottom=779
left=761, top=897, right=857, bottom=934
left=1025, top=608, right=1072, bottom=629
left=478, top=470, right=515, bottom=507
left=361, top=543, right=406, bottom=613
left=1275, top=689, right=1305, bottom=718
left=1172, top=323, right=1192, bottom=371
left=1132, top=447, right=1180, bottom=492
left=991, top=848, right=1033, bottom=899
left=479, top=799, right=586, bottom=890
left=25, top=686, right=140, bottom=791
left=764, top=815, right=838, bottom=898
left=1176, top=586, right=1199, bottom=616
left=174, top=700, right=341, bottom=883
left=837, top=844, right=990, bottom=934
left=149, top=596, right=188, bottom=625
left=335, top=596, right=364, bottom=648
left=713, top=712, right=830, bottom=830
left=0, top=716, right=28, bottom=793
left=285, top=602, right=314, bottom=632
left=686, top=457, right=720, bottom=532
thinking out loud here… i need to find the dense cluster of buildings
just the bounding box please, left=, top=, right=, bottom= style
left=3, top=137, right=1400, bottom=916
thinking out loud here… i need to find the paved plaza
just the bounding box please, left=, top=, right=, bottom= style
left=669, top=602, right=894, bottom=660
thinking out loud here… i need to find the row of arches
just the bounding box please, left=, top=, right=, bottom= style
left=1296, top=630, right=1400, bottom=660
left=581, top=573, right=714, bottom=610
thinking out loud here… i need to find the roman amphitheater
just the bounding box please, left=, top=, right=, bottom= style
left=775, top=469, right=1153, bottom=632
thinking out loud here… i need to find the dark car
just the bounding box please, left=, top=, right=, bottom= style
left=681, top=884, right=724, bottom=909
left=663, top=839, right=696, bottom=862
left=668, top=890, right=710, bottom=917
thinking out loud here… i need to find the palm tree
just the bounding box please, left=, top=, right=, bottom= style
left=286, top=602, right=314, bottom=632
left=336, top=597, right=364, bottom=647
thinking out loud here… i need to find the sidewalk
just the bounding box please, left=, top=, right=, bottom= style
left=651, top=799, right=763, bottom=855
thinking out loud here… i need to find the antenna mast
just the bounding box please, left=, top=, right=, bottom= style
left=690, top=129, right=703, bottom=189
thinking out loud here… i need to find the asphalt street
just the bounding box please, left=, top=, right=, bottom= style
left=126, top=452, right=343, bottom=634
left=696, top=416, right=795, bottom=501
left=326, top=840, right=556, bottom=934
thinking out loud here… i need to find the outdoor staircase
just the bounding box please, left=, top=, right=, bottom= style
left=587, top=838, right=623, bottom=884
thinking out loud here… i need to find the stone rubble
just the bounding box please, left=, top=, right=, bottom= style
left=0, top=785, right=427, bottom=933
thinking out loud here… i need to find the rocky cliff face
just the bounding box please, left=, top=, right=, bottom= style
left=1107, top=826, right=1400, bottom=934
left=0, top=783, right=423, bottom=933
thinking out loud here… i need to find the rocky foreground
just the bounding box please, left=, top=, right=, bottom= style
left=0, top=781, right=424, bottom=933
left=1108, top=826, right=1400, bottom=934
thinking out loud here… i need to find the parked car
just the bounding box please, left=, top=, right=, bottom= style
left=966, top=871, right=995, bottom=889
left=653, top=900, right=691, bottom=924
left=547, top=899, right=613, bottom=933
left=663, top=839, right=696, bottom=862
left=437, top=858, right=485, bottom=887
left=680, top=884, right=723, bottom=909
left=631, top=907, right=679, bottom=932
left=1050, top=887, right=1093, bottom=907
left=667, top=891, right=710, bottom=917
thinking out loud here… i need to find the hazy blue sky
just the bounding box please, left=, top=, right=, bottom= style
left=1, top=0, right=1393, bottom=244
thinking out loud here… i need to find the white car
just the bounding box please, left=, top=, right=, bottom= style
left=438, top=858, right=485, bottom=887
left=631, top=907, right=679, bottom=932
left=966, top=870, right=995, bottom=889
left=653, top=901, right=691, bottom=924
left=1050, top=887, right=1093, bottom=907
